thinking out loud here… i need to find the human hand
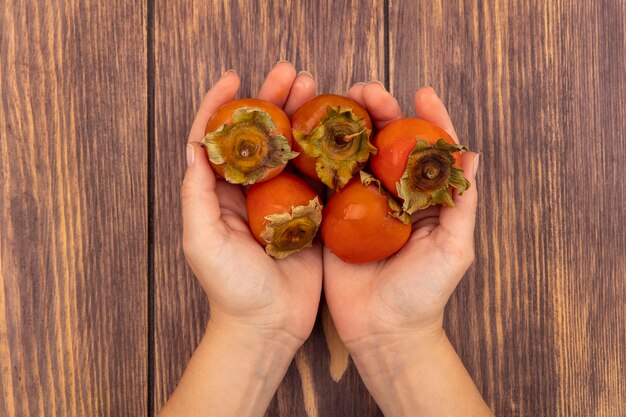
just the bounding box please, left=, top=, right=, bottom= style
left=323, top=83, right=480, bottom=359
left=159, top=62, right=322, bottom=417
left=181, top=62, right=321, bottom=352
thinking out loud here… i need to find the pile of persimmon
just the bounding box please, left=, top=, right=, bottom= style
left=202, top=94, right=470, bottom=264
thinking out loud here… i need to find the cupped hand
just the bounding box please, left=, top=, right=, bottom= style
left=323, top=82, right=480, bottom=355
left=181, top=62, right=321, bottom=350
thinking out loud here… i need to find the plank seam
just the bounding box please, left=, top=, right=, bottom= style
left=147, top=0, right=156, bottom=414
left=383, top=0, right=390, bottom=89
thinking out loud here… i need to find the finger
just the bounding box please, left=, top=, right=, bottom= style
left=257, top=61, right=297, bottom=107
left=347, top=82, right=366, bottom=106
left=182, top=142, right=227, bottom=251
left=410, top=205, right=440, bottom=225
left=414, top=86, right=459, bottom=142
left=362, top=81, right=403, bottom=129
left=407, top=206, right=440, bottom=240
left=434, top=152, right=479, bottom=249
left=283, top=71, right=317, bottom=117
left=410, top=205, right=440, bottom=229
left=188, top=71, right=241, bottom=143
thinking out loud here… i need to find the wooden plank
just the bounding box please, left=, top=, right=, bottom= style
left=389, top=0, right=626, bottom=416
left=153, top=0, right=384, bottom=415
left=0, top=1, right=148, bottom=416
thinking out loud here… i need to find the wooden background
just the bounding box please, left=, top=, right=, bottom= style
left=1, top=0, right=624, bottom=416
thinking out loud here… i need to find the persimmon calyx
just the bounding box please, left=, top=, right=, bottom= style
left=202, top=108, right=298, bottom=185
left=261, top=197, right=322, bottom=259
left=359, top=171, right=411, bottom=224
left=294, top=106, right=376, bottom=190
left=397, top=138, right=470, bottom=213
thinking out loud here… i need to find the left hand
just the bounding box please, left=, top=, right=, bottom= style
left=181, top=62, right=321, bottom=352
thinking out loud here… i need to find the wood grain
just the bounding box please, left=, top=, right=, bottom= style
left=2, top=0, right=624, bottom=415
left=152, top=0, right=384, bottom=415
left=0, top=1, right=148, bottom=416
left=389, top=1, right=626, bottom=416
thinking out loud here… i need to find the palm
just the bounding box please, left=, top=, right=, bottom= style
left=192, top=182, right=322, bottom=339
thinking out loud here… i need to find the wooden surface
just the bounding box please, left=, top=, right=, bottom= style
left=2, top=0, right=625, bottom=416
left=0, top=1, right=148, bottom=416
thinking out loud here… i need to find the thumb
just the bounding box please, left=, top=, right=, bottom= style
left=435, top=152, right=479, bottom=252
left=181, top=142, right=225, bottom=251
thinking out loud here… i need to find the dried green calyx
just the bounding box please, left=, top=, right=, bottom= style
left=202, top=108, right=298, bottom=185
left=360, top=171, right=411, bottom=224
left=294, top=106, right=376, bottom=190
left=261, top=197, right=322, bottom=259
left=397, top=139, right=470, bottom=214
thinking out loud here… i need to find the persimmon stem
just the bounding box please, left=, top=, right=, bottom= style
left=398, top=139, right=470, bottom=213
left=202, top=108, right=297, bottom=185
left=293, top=106, right=376, bottom=190
left=261, top=198, right=323, bottom=259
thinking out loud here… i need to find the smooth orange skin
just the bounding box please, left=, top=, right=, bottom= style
left=291, top=94, right=373, bottom=181
left=321, top=178, right=411, bottom=264
left=204, top=98, right=293, bottom=182
left=370, top=118, right=462, bottom=198
left=246, top=172, right=320, bottom=245
left=290, top=139, right=318, bottom=179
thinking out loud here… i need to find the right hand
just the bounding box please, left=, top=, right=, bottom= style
left=323, top=83, right=480, bottom=365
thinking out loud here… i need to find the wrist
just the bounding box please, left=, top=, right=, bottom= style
left=205, top=316, right=301, bottom=363
left=349, top=324, right=447, bottom=380
left=194, top=318, right=296, bottom=417
left=350, top=329, right=493, bottom=417
left=207, top=299, right=312, bottom=353
left=159, top=317, right=298, bottom=417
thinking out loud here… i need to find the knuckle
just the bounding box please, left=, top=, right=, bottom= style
left=180, top=181, right=194, bottom=203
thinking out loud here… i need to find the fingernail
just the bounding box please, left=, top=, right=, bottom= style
left=297, top=70, right=313, bottom=78
left=221, top=69, right=237, bottom=78
left=427, top=86, right=437, bottom=95
left=276, top=59, right=291, bottom=66
left=186, top=144, right=196, bottom=167
left=352, top=81, right=366, bottom=86
left=368, top=80, right=386, bottom=90
left=472, top=154, right=480, bottom=178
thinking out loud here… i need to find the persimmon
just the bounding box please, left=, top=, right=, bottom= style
left=291, top=94, right=376, bottom=190
left=370, top=118, right=470, bottom=214
left=202, top=98, right=297, bottom=185
left=246, top=172, right=322, bottom=259
left=321, top=172, right=410, bottom=264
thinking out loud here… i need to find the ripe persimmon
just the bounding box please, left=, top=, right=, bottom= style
left=291, top=94, right=376, bottom=190
left=202, top=98, right=296, bottom=185
left=321, top=172, right=410, bottom=264
left=370, top=118, right=470, bottom=213
left=246, top=172, right=322, bottom=259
